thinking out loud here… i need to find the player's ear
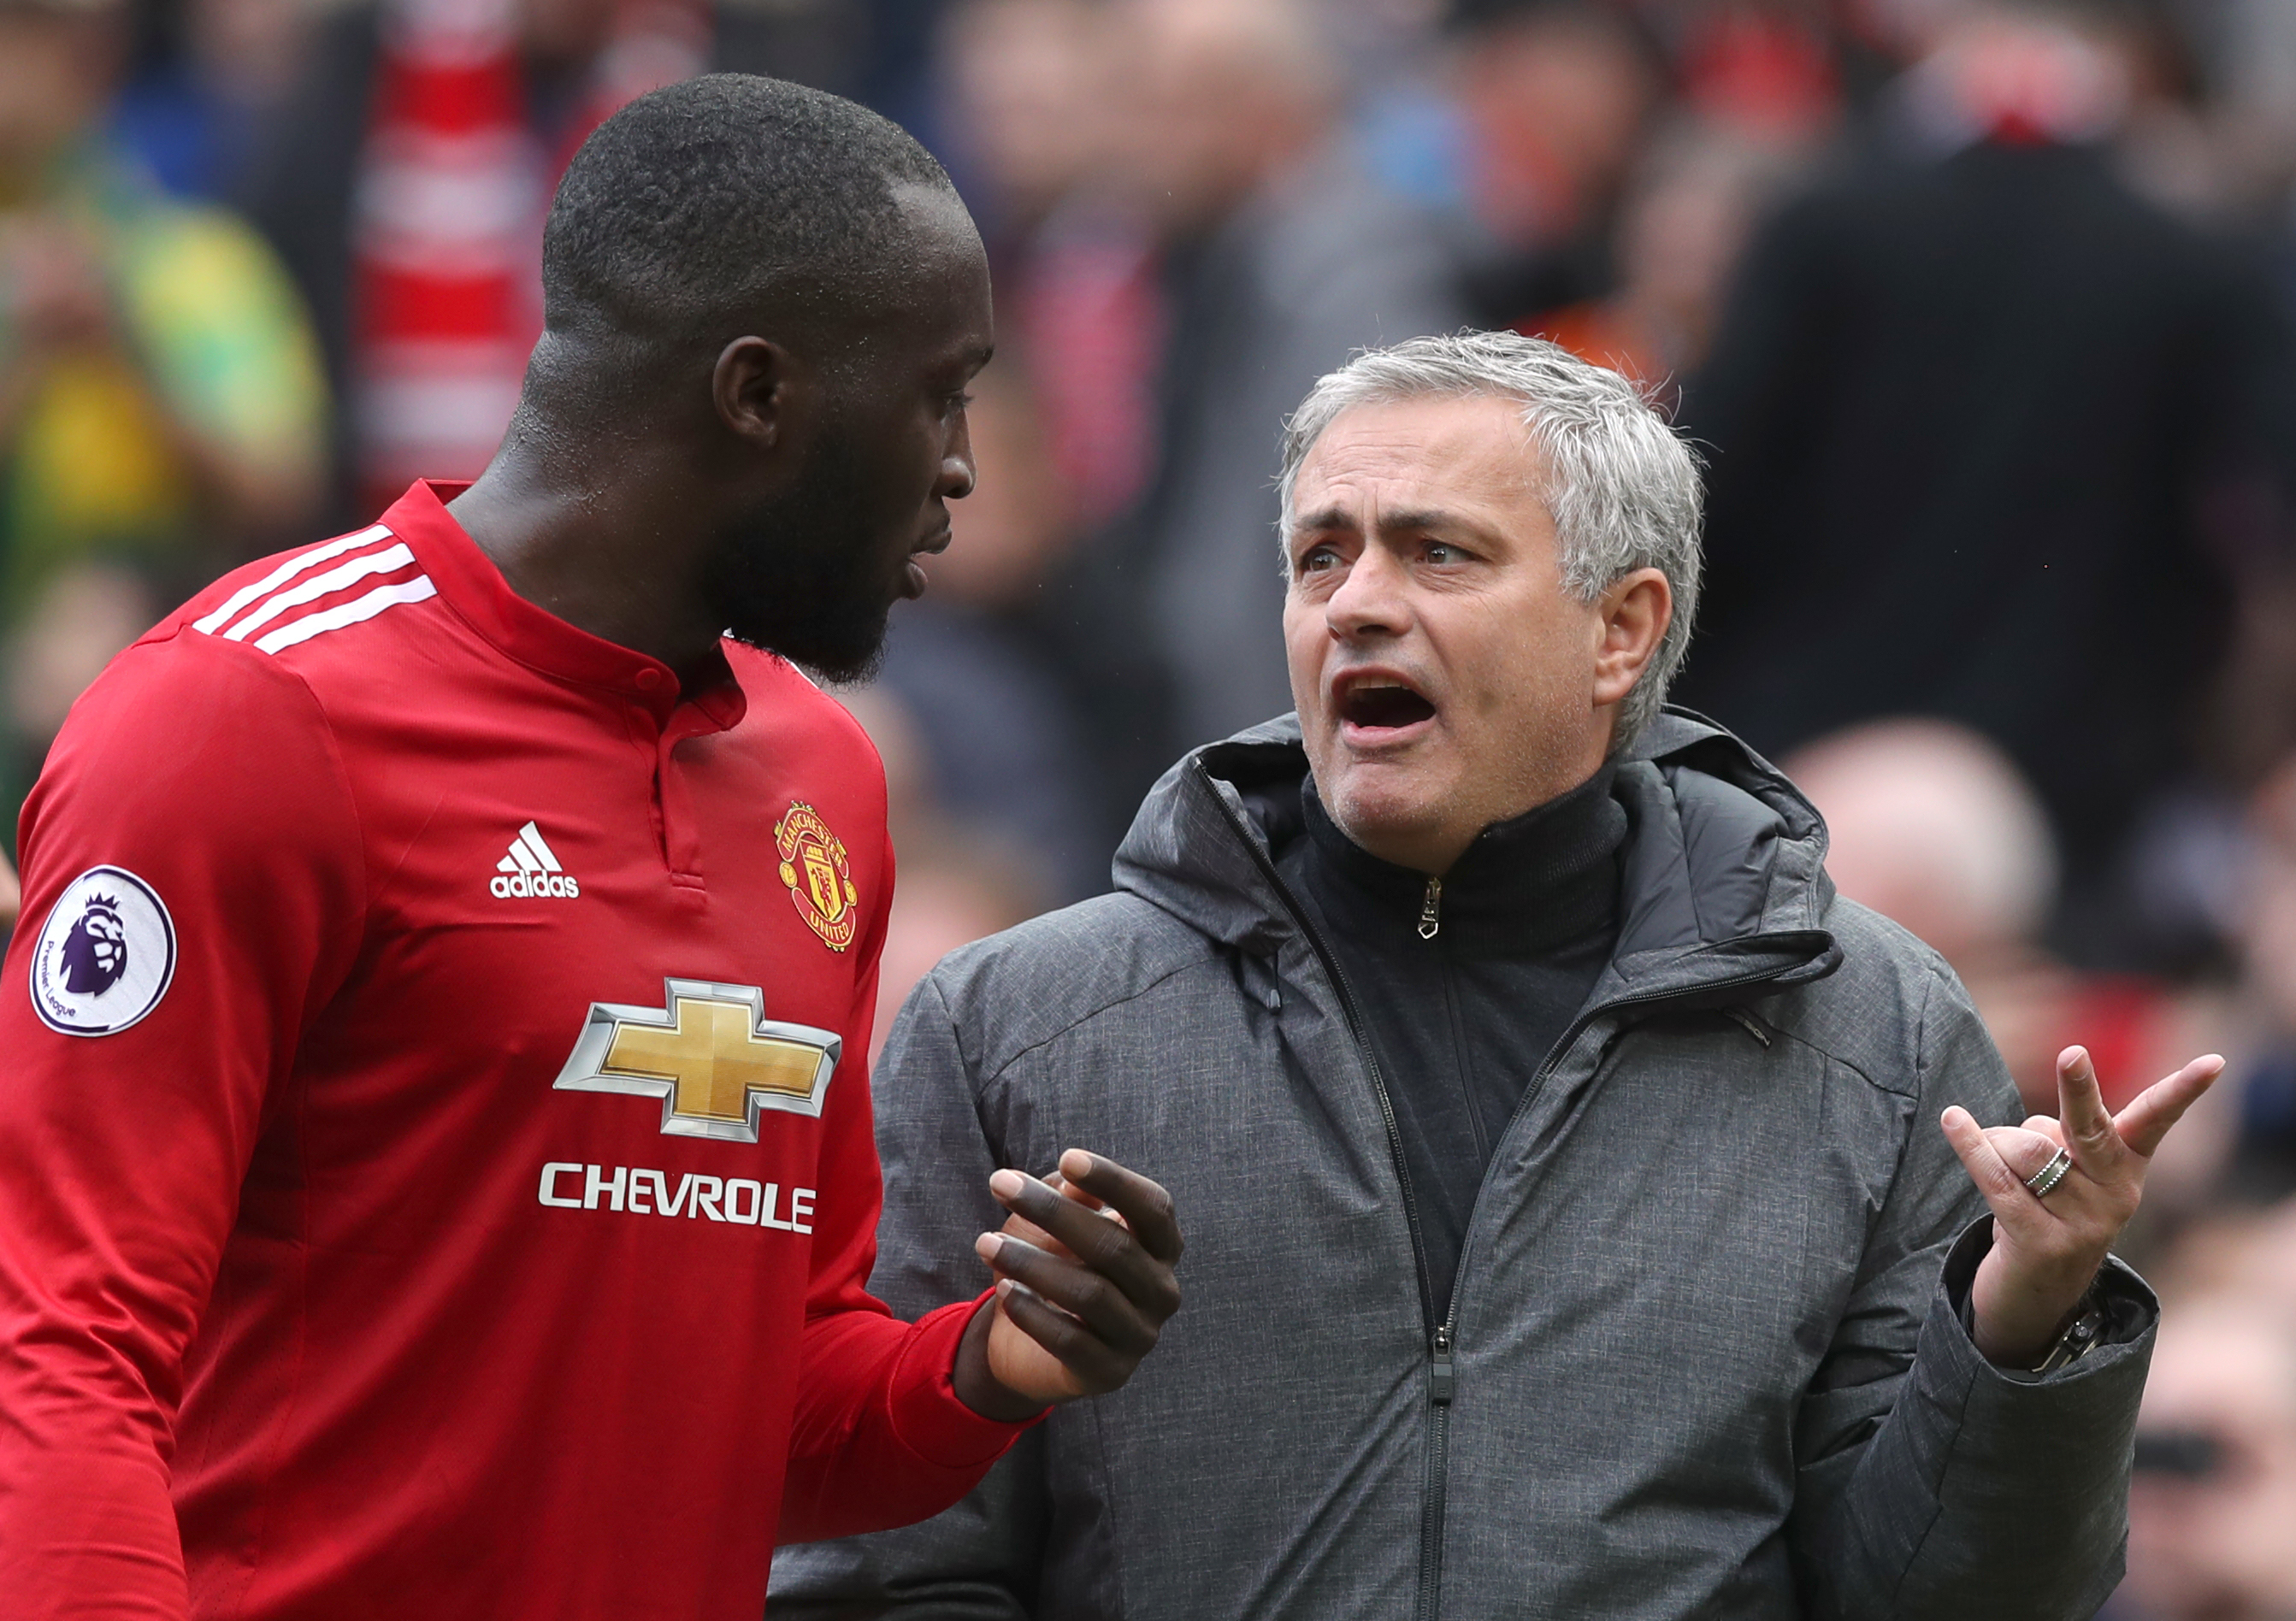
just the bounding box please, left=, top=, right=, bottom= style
left=711, top=336, right=812, bottom=454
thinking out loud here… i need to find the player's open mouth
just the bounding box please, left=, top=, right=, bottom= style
left=1336, top=675, right=1437, bottom=740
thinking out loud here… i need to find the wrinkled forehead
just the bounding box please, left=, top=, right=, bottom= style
left=1290, top=393, right=1548, bottom=528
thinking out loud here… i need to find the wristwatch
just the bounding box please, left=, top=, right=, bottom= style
left=2029, top=1291, right=2110, bottom=1375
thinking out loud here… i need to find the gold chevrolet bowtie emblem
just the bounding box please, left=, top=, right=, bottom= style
left=552, top=979, right=841, bottom=1141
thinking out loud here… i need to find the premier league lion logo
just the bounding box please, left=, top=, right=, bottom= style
left=32, top=865, right=175, bottom=1036
left=58, top=894, right=129, bottom=996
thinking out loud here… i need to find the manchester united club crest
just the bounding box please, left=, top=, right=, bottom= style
left=775, top=802, right=859, bottom=952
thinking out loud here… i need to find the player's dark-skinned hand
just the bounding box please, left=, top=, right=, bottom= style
left=949, top=1149, right=1182, bottom=1422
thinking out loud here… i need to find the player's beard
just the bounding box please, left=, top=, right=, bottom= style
left=703, top=425, right=900, bottom=684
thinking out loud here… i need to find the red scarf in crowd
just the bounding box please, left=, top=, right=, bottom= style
left=1904, top=15, right=2132, bottom=152
left=351, top=0, right=706, bottom=516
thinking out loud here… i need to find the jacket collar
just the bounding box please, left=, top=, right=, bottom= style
left=1113, top=709, right=1840, bottom=1004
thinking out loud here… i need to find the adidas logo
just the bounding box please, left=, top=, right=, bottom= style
left=491, top=822, right=581, bottom=899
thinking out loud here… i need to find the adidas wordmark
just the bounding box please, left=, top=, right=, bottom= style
left=492, top=822, right=581, bottom=899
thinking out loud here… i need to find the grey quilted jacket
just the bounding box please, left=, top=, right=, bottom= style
left=770, top=711, right=2154, bottom=1620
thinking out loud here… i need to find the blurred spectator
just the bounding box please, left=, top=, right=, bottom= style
left=2200, top=757, right=2296, bottom=1205
left=1785, top=716, right=2183, bottom=1108
left=1667, top=2, right=1843, bottom=144
left=1681, top=0, right=2296, bottom=970
left=238, top=0, right=860, bottom=524
left=1529, top=112, right=1806, bottom=394
left=1447, top=0, right=1662, bottom=327
left=866, top=822, right=1043, bottom=1061
left=1090, top=0, right=1467, bottom=756
left=933, top=0, right=1112, bottom=256
left=1, top=556, right=159, bottom=846
left=0, top=0, right=326, bottom=816
left=2116, top=1294, right=2296, bottom=1621
left=5, top=556, right=157, bottom=769
left=936, top=0, right=1160, bottom=533
left=835, top=681, right=1049, bottom=1055
left=2199, top=0, right=2296, bottom=222
left=110, top=0, right=320, bottom=201
left=876, top=354, right=1108, bottom=902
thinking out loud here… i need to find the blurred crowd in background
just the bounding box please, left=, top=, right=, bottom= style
left=7, top=0, right=2296, bottom=1609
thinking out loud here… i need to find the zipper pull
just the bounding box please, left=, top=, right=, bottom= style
left=1429, top=1324, right=1455, bottom=1405
left=1417, top=876, right=1443, bottom=940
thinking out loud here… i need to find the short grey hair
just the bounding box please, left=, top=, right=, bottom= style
left=1278, top=330, right=1703, bottom=751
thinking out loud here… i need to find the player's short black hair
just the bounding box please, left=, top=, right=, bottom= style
left=540, top=74, right=958, bottom=363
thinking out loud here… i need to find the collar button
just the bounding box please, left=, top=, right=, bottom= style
left=634, top=668, right=664, bottom=693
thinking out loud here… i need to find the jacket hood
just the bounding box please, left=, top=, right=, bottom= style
left=1111, top=708, right=1841, bottom=998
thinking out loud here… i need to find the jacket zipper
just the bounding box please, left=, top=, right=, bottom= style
left=1194, top=765, right=1451, bottom=1620
left=1195, top=761, right=1812, bottom=1621
left=1423, top=1323, right=1455, bottom=1621
left=1410, top=962, right=1802, bottom=1615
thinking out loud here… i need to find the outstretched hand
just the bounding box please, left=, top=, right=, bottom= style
left=950, top=1150, right=1183, bottom=1421
left=1941, top=1046, right=2222, bottom=1366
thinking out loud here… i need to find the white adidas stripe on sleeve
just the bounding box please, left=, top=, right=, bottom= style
left=193, top=526, right=393, bottom=635
left=222, top=544, right=418, bottom=643
left=253, top=577, right=440, bottom=655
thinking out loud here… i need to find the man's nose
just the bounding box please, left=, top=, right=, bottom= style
left=938, top=412, right=977, bottom=501
left=1325, top=545, right=1410, bottom=639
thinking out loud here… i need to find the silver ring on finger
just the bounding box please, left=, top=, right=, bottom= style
left=2024, top=1146, right=2074, bottom=1199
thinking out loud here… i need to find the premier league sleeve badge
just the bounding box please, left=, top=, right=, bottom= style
left=29, top=866, right=178, bottom=1036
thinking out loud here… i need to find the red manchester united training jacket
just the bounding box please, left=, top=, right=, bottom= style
left=0, top=481, right=1030, bottom=1620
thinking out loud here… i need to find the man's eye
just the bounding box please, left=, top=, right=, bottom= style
left=1298, top=546, right=1337, bottom=573
left=1425, top=542, right=1460, bottom=564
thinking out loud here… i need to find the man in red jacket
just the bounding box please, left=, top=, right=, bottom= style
left=0, top=74, right=1181, bottom=1621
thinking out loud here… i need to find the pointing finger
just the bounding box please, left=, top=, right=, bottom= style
left=2055, top=1047, right=2127, bottom=1178
left=2114, top=1054, right=2226, bottom=1160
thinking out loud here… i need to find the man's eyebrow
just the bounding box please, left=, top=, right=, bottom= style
left=1290, top=505, right=1359, bottom=535
left=1289, top=505, right=1502, bottom=542
left=1376, top=509, right=1474, bottom=537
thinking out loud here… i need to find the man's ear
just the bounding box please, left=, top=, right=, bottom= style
left=711, top=336, right=812, bottom=452
left=1592, top=568, right=1672, bottom=709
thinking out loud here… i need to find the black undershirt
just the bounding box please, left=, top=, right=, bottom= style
left=1279, top=768, right=1626, bottom=1326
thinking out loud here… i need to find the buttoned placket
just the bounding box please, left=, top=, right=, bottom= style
left=626, top=663, right=744, bottom=895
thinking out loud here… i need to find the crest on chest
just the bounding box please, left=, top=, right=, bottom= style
left=775, top=801, right=860, bottom=952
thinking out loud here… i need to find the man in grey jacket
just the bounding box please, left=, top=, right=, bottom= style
left=770, top=332, right=2222, bottom=1619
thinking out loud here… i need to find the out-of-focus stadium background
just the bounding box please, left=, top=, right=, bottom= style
left=4, top=0, right=2296, bottom=1606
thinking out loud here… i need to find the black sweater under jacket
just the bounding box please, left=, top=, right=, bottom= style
left=1279, top=768, right=1625, bottom=1325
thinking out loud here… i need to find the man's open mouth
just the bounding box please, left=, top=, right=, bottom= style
left=1338, top=681, right=1437, bottom=731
